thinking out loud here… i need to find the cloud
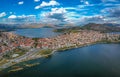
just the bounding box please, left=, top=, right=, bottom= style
left=35, top=6, right=40, bottom=9
left=47, top=13, right=65, bottom=21
left=102, top=3, right=120, bottom=7
left=100, top=6, right=120, bottom=24
left=35, top=0, right=60, bottom=9
left=0, top=12, right=6, bottom=18
left=51, top=8, right=67, bottom=14
left=85, top=1, right=89, bottom=5
left=65, top=7, right=77, bottom=10
left=65, top=15, right=106, bottom=25
left=7, top=14, right=36, bottom=24
left=39, top=7, right=68, bottom=24
left=41, top=8, right=67, bottom=21
left=8, top=15, right=17, bottom=19
left=101, top=0, right=120, bottom=3
left=18, top=1, right=24, bottom=5
left=108, top=8, right=120, bottom=17
left=83, top=15, right=104, bottom=23
left=101, top=6, right=120, bottom=17
left=8, top=15, right=36, bottom=19
left=34, top=0, right=40, bottom=2
left=80, top=0, right=90, bottom=5
left=40, top=18, right=62, bottom=24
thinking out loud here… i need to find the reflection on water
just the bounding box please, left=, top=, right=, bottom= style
left=1, top=44, right=120, bottom=77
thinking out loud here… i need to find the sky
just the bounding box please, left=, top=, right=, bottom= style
left=0, top=0, right=120, bottom=25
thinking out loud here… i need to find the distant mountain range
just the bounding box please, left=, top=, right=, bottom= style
left=54, top=23, right=120, bottom=33
left=82, top=23, right=120, bottom=32
left=0, top=23, right=60, bottom=31
left=0, top=24, right=22, bottom=32
left=0, top=23, right=46, bottom=32
left=0, top=23, right=120, bottom=32
left=103, top=23, right=120, bottom=27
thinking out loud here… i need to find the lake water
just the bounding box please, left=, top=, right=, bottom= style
left=13, top=28, right=60, bottom=38
left=1, top=44, right=120, bottom=77
left=108, top=32, right=120, bottom=34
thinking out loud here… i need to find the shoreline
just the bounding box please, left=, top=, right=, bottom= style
left=0, top=40, right=120, bottom=72
left=0, top=30, right=120, bottom=72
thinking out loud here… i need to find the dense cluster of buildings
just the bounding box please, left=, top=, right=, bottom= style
left=0, top=30, right=120, bottom=57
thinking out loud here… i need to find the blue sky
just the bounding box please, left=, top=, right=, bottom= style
left=0, top=0, right=120, bottom=25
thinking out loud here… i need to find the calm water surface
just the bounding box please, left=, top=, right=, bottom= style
left=1, top=44, right=120, bottom=77
left=108, top=32, right=120, bottom=34
left=13, top=28, right=60, bottom=38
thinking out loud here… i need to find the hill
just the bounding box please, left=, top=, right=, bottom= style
left=54, top=23, right=120, bottom=33
left=81, top=23, right=120, bottom=32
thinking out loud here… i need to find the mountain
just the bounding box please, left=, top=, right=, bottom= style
left=81, top=23, right=120, bottom=32
left=0, top=24, right=22, bottom=32
left=0, top=23, right=52, bottom=32
left=103, top=23, right=120, bottom=27
left=0, top=23, right=61, bottom=32
left=54, top=23, right=120, bottom=33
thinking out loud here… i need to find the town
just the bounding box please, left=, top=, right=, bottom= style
left=0, top=30, right=120, bottom=70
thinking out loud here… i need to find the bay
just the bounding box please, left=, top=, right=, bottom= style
left=13, top=28, right=60, bottom=38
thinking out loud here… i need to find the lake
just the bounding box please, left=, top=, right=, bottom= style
left=108, top=32, right=120, bottom=34
left=13, top=28, right=61, bottom=38
left=1, top=44, right=120, bottom=77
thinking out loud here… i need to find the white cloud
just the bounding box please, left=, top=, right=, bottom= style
left=0, top=12, right=6, bottom=18
left=35, top=6, right=40, bottom=9
left=8, top=14, right=36, bottom=19
left=8, top=15, right=17, bottom=19
left=102, top=0, right=118, bottom=2
left=65, top=7, right=77, bottom=10
left=40, top=7, right=67, bottom=22
left=35, top=0, right=60, bottom=9
left=51, top=8, right=67, bottom=14
left=18, top=1, right=24, bottom=5
left=85, top=1, right=89, bottom=5
left=64, top=14, right=106, bottom=25
left=41, top=8, right=67, bottom=17
left=7, top=14, right=36, bottom=24
left=80, top=0, right=90, bottom=5
left=34, top=0, right=40, bottom=2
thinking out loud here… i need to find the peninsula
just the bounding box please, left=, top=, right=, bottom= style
left=0, top=23, right=120, bottom=71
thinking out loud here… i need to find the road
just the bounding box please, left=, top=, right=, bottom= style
left=0, top=48, right=41, bottom=69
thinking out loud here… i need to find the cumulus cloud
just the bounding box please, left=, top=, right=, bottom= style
left=101, top=6, right=120, bottom=17
left=100, top=6, right=120, bottom=24
left=0, top=12, right=6, bottom=18
left=65, top=15, right=106, bottom=25
left=8, top=15, right=17, bottom=19
left=18, top=1, right=24, bottom=5
left=51, top=8, right=67, bottom=14
left=34, top=0, right=40, bottom=2
left=8, top=14, right=36, bottom=19
left=41, top=8, right=67, bottom=21
left=35, top=0, right=60, bottom=9
left=7, top=14, right=36, bottom=24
